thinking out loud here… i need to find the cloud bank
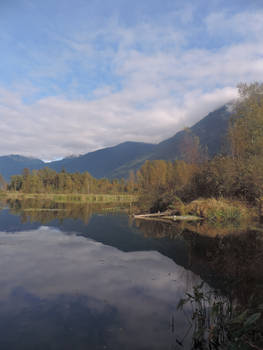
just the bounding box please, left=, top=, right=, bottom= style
left=0, top=1, right=262, bottom=160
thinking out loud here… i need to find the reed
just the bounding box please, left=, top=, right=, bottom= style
left=1, top=192, right=137, bottom=203
left=177, top=282, right=263, bottom=349
left=186, top=198, right=251, bottom=224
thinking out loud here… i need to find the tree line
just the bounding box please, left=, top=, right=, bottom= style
left=8, top=167, right=133, bottom=194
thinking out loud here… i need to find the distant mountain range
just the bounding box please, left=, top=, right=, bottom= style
left=0, top=105, right=231, bottom=181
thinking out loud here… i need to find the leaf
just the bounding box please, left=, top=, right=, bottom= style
left=243, top=313, right=261, bottom=327
left=230, top=310, right=249, bottom=324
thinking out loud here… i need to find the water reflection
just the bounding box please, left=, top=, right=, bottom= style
left=0, top=199, right=262, bottom=349
left=2, top=198, right=263, bottom=307
left=4, top=197, right=130, bottom=225
left=0, top=226, right=197, bottom=349
left=135, top=218, right=263, bottom=307
left=0, top=289, right=119, bottom=350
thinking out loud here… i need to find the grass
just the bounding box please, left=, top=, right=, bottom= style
left=134, top=195, right=256, bottom=228
left=1, top=192, right=137, bottom=204
left=185, top=198, right=251, bottom=224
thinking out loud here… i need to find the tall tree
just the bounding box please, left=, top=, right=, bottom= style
left=229, top=82, right=263, bottom=160
left=228, top=82, right=263, bottom=201
left=180, top=128, right=207, bottom=164
left=0, top=174, right=6, bottom=190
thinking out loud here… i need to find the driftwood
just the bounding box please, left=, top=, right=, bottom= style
left=133, top=211, right=170, bottom=218
left=133, top=212, right=201, bottom=221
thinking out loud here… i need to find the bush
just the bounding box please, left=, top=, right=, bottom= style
left=137, top=188, right=185, bottom=214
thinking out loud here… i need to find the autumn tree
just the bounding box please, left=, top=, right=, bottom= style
left=229, top=82, right=263, bottom=160
left=180, top=128, right=207, bottom=164
left=126, top=171, right=136, bottom=193
left=0, top=174, right=6, bottom=191
left=228, top=82, right=263, bottom=201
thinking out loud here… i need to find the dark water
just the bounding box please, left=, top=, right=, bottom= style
left=0, top=200, right=262, bottom=349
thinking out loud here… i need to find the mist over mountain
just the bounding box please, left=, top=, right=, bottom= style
left=0, top=105, right=231, bottom=181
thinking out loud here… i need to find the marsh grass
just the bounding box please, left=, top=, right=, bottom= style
left=186, top=198, right=251, bottom=224
left=2, top=192, right=137, bottom=203
left=177, top=282, right=263, bottom=349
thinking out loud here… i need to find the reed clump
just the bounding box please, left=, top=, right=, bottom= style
left=186, top=198, right=250, bottom=224
left=177, top=282, right=263, bottom=349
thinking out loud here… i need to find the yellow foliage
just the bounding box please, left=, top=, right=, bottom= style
left=186, top=198, right=250, bottom=223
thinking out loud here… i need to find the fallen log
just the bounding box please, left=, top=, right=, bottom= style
left=133, top=211, right=170, bottom=218
left=133, top=213, right=201, bottom=221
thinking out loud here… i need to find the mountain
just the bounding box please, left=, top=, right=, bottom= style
left=48, top=105, right=231, bottom=178
left=48, top=141, right=156, bottom=178
left=110, top=105, right=231, bottom=177
left=0, top=105, right=231, bottom=181
left=0, top=155, right=45, bottom=181
left=152, top=105, right=231, bottom=160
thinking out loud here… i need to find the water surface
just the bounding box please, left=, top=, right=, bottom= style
left=0, top=200, right=262, bottom=349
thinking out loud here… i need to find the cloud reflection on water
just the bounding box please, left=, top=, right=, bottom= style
left=0, top=226, right=200, bottom=349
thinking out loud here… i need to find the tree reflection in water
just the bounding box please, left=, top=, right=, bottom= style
left=4, top=198, right=130, bottom=225
left=134, top=218, right=263, bottom=306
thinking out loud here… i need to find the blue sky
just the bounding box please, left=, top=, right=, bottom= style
left=0, top=0, right=263, bottom=160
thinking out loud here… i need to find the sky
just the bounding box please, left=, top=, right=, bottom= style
left=0, top=0, right=263, bottom=161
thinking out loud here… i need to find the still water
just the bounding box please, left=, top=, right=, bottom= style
left=0, top=200, right=262, bottom=349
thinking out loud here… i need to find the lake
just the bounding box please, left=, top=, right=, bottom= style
left=0, top=199, right=262, bottom=349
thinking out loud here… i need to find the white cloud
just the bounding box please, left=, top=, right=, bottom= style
left=0, top=84, right=238, bottom=160
left=0, top=6, right=262, bottom=160
left=205, top=10, right=263, bottom=41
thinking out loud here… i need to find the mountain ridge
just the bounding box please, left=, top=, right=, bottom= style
left=0, top=105, right=231, bottom=181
